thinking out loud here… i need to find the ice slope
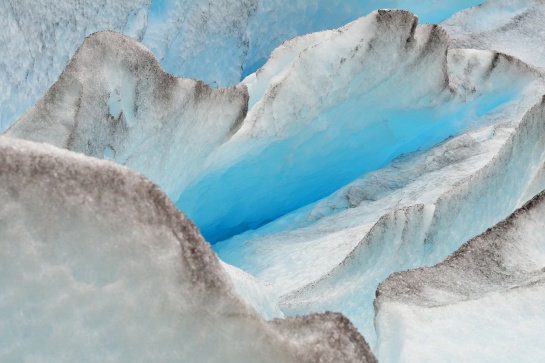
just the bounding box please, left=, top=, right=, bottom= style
left=9, top=12, right=545, bottom=333
left=0, top=0, right=149, bottom=132
left=216, top=61, right=545, bottom=347
left=178, top=10, right=537, bottom=242
left=143, top=0, right=487, bottom=85
left=9, top=11, right=521, bottom=243
left=6, top=3, right=545, bottom=358
left=7, top=31, right=248, bottom=201
left=0, top=135, right=376, bottom=363
left=441, top=0, right=545, bottom=69
left=1, top=0, right=486, bottom=131
left=375, top=185, right=545, bottom=362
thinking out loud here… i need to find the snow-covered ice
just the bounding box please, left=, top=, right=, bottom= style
left=375, top=176, right=545, bottom=362
left=3, top=0, right=545, bottom=361
left=442, top=0, right=545, bottom=69
left=7, top=31, right=248, bottom=202
left=1, top=0, right=485, bottom=131
left=179, top=10, right=542, bottom=243
left=0, top=135, right=376, bottom=362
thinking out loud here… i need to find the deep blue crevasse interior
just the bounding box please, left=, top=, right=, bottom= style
left=177, top=87, right=519, bottom=243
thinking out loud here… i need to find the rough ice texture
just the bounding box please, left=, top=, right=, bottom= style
left=181, top=10, right=485, bottom=242
left=0, top=135, right=376, bottom=363
left=6, top=31, right=248, bottom=202
left=9, top=11, right=519, bottom=244
left=0, top=0, right=149, bottom=132
left=375, top=180, right=545, bottom=362
left=1, top=0, right=485, bottom=131
left=6, top=3, right=545, bottom=360
left=441, top=0, right=545, bottom=68
left=8, top=10, right=545, bottom=349
left=216, top=49, right=545, bottom=346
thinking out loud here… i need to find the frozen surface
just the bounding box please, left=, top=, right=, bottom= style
left=217, top=94, right=545, bottom=347
left=11, top=12, right=532, bottom=244
left=178, top=10, right=538, bottom=242
left=375, top=184, right=545, bottom=362
left=8, top=11, right=545, bottom=349
left=441, top=0, right=545, bottom=69
left=0, top=135, right=376, bottom=363
left=143, top=0, right=487, bottom=86
left=5, top=1, right=545, bottom=360
left=6, top=31, right=248, bottom=202
left=1, top=0, right=485, bottom=131
left=0, top=0, right=149, bottom=132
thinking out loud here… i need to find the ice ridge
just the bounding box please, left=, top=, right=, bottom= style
left=0, top=135, right=376, bottom=363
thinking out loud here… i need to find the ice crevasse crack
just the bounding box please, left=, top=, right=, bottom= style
left=3, top=1, right=545, bottom=362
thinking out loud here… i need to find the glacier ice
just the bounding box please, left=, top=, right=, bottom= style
left=216, top=94, right=545, bottom=347
left=0, top=0, right=148, bottom=132
left=4, top=0, right=545, bottom=361
left=8, top=7, right=545, bottom=350
left=0, top=135, right=376, bottom=363
left=178, top=10, right=540, bottom=242
left=442, top=0, right=545, bottom=68
left=375, top=184, right=545, bottom=362
left=1, top=0, right=486, bottom=131
left=7, top=31, right=248, bottom=201
left=11, top=10, right=538, bottom=244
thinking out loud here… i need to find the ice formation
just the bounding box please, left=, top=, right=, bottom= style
left=180, top=10, right=543, bottom=243
left=0, top=135, right=376, bottom=362
left=4, top=0, right=545, bottom=361
left=442, top=0, right=545, bottom=68
left=7, top=31, right=248, bottom=200
left=1, top=0, right=485, bottom=131
left=375, top=183, right=545, bottom=362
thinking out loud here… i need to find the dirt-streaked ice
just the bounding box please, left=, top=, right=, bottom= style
left=0, top=135, right=376, bottom=363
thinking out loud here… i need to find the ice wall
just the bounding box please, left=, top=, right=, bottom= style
left=215, top=54, right=545, bottom=346
left=1, top=0, right=485, bottom=131
left=375, top=178, right=545, bottom=362
left=177, top=11, right=534, bottom=242
left=0, top=135, right=376, bottom=363
left=6, top=31, right=248, bottom=201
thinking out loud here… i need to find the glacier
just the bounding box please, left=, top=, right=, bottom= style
left=1, top=0, right=486, bottom=132
left=375, top=185, right=545, bottom=362
left=0, top=135, right=376, bottom=362
left=3, top=0, right=545, bottom=361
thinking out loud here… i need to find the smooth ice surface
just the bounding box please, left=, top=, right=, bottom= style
left=375, top=185, right=545, bottom=362
left=0, top=135, right=376, bottom=363
left=1, top=0, right=485, bottom=131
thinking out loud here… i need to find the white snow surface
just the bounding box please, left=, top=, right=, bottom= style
left=0, top=135, right=376, bottom=363
left=375, top=183, right=545, bottom=362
